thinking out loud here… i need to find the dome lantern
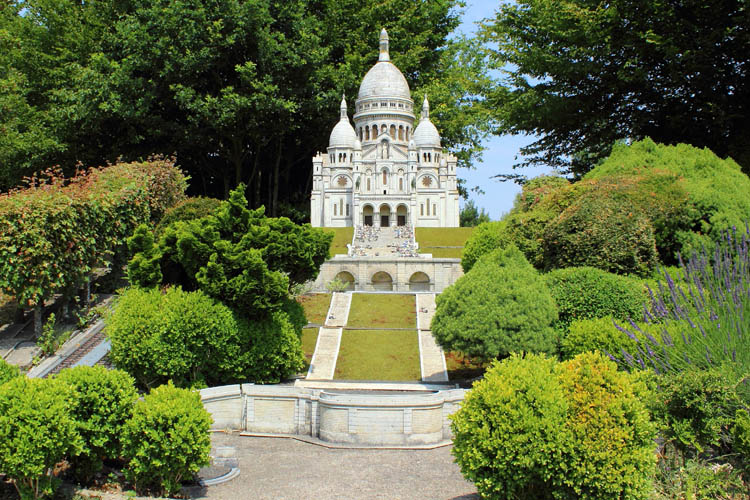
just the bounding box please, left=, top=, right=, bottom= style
left=379, top=28, right=390, bottom=62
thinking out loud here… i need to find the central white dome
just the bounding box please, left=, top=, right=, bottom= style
left=357, top=62, right=411, bottom=100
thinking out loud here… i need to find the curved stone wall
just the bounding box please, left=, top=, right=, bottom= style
left=199, top=384, right=465, bottom=446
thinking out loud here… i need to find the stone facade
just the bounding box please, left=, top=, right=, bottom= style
left=200, top=384, right=466, bottom=446
left=312, top=255, right=463, bottom=293
left=310, top=29, right=459, bottom=228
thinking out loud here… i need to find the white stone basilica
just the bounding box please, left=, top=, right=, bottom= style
left=311, top=29, right=459, bottom=228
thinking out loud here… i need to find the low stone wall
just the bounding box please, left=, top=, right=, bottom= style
left=313, top=256, right=463, bottom=292
left=199, top=384, right=466, bottom=446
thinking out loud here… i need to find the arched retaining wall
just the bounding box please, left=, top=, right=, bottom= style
left=199, top=385, right=466, bottom=446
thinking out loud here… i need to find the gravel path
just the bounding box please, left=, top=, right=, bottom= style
left=185, top=433, right=478, bottom=500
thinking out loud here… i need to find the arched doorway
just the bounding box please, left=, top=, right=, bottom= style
left=379, top=204, right=391, bottom=227
left=409, top=272, right=430, bottom=292
left=371, top=271, right=393, bottom=291
left=334, top=271, right=355, bottom=291
left=362, top=205, right=374, bottom=226
left=396, top=204, right=408, bottom=226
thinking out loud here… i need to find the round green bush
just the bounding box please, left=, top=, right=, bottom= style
left=122, top=382, right=211, bottom=496
left=56, top=365, right=139, bottom=480
left=0, top=358, right=20, bottom=386
left=460, top=220, right=510, bottom=272
left=452, top=352, right=656, bottom=500
left=433, top=245, right=557, bottom=360
left=560, top=316, right=629, bottom=360
left=154, top=196, right=220, bottom=236
left=0, top=377, right=82, bottom=500
left=544, top=266, right=645, bottom=328
left=557, top=352, right=656, bottom=499
left=106, top=286, right=304, bottom=388
left=451, top=353, right=568, bottom=499
left=542, top=190, right=659, bottom=276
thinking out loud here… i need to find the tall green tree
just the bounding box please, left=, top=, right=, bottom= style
left=481, top=0, right=750, bottom=178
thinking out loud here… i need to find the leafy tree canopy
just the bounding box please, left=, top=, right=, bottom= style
left=459, top=200, right=491, bottom=227
left=481, top=0, right=750, bottom=178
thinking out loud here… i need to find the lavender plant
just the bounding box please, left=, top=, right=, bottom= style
left=611, top=225, right=750, bottom=391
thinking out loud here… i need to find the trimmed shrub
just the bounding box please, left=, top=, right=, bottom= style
left=451, top=352, right=656, bottom=500
left=653, top=368, right=745, bottom=458
left=56, top=366, right=138, bottom=480
left=154, top=196, right=221, bottom=236
left=560, top=316, right=632, bottom=360
left=122, top=382, right=211, bottom=496
left=556, top=352, right=656, bottom=499
left=106, top=287, right=304, bottom=388
left=451, top=353, right=568, bottom=499
left=432, top=245, right=557, bottom=360
left=126, top=224, right=162, bottom=288
left=0, top=358, right=20, bottom=386
left=542, top=190, right=659, bottom=276
left=544, top=267, right=645, bottom=328
left=733, top=409, right=750, bottom=472
left=460, top=220, right=511, bottom=272
left=0, top=377, right=82, bottom=500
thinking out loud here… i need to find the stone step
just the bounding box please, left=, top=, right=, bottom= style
left=416, top=294, right=448, bottom=382
left=325, top=292, right=352, bottom=327
left=306, top=327, right=342, bottom=380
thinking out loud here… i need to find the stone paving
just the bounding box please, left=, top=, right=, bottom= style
left=416, top=293, right=449, bottom=382
left=185, top=433, right=479, bottom=500
left=306, top=292, right=351, bottom=380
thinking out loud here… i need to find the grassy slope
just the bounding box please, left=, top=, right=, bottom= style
left=296, top=293, right=332, bottom=325
left=347, top=294, right=416, bottom=329
left=334, top=329, right=420, bottom=380
left=301, top=327, right=319, bottom=371
left=415, top=227, right=475, bottom=258
left=322, top=227, right=353, bottom=256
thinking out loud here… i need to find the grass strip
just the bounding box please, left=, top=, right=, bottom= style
left=301, top=327, right=319, bottom=371
left=296, top=293, right=332, bottom=325
left=334, top=329, right=420, bottom=381
left=347, top=294, right=416, bottom=329
left=323, top=227, right=354, bottom=255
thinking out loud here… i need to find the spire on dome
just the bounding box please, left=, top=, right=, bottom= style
left=379, top=28, right=390, bottom=62
left=421, top=95, right=430, bottom=120
left=340, top=94, right=348, bottom=119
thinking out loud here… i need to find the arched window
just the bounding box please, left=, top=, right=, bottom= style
left=372, top=125, right=378, bottom=138
left=365, top=127, right=370, bottom=140
left=359, top=128, right=363, bottom=141
left=405, top=127, right=409, bottom=141
left=390, top=125, right=396, bottom=138
left=398, top=126, right=404, bottom=140
left=339, top=199, right=343, bottom=216
left=382, top=170, right=387, bottom=185
left=426, top=198, right=430, bottom=216
left=334, top=203, right=337, bottom=216
left=381, top=124, right=387, bottom=134
left=399, top=178, right=403, bottom=191
left=367, top=178, right=371, bottom=191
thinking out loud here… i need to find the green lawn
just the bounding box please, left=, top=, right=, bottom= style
left=347, top=294, right=416, bottom=328
left=334, top=329, right=420, bottom=380
left=322, top=227, right=353, bottom=255
left=301, top=327, right=319, bottom=371
left=415, top=227, right=475, bottom=258
left=296, top=293, right=332, bottom=325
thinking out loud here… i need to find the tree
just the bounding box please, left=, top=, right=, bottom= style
left=432, top=245, right=557, bottom=360
left=481, top=0, right=750, bottom=178
left=459, top=200, right=490, bottom=227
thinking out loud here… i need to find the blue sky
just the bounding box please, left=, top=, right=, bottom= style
left=456, top=0, right=552, bottom=218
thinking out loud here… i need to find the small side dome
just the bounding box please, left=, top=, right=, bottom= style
left=413, top=95, right=441, bottom=148
left=329, top=95, right=357, bottom=148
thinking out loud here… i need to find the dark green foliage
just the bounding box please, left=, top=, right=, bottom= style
left=433, top=245, right=557, bottom=360
left=106, top=287, right=304, bottom=388
left=0, top=377, right=82, bottom=500
left=126, top=224, right=162, bottom=288
left=121, top=382, right=211, bottom=497
left=544, top=267, right=645, bottom=329
left=653, top=369, right=745, bottom=458
left=542, top=189, right=658, bottom=276
left=459, top=200, right=490, bottom=227
left=560, top=316, right=636, bottom=361
left=56, top=366, right=138, bottom=480
left=451, top=352, right=656, bottom=500
left=481, top=1, right=750, bottom=176
left=733, top=409, right=750, bottom=472
left=460, top=220, right=511, bottom=272
left=0, top=358, right=20, bottom=386
left=154, top=197, right=221, bottom=236
left=155, top=185, right=331, bottom=317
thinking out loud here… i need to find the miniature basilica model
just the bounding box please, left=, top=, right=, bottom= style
left=311, top=29, right=460, bottom=228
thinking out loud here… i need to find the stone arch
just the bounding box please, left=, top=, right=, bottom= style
left=409, top=272, right=430, bottom=292
left=396, top=204, right=408, bottom=226
left=398, top=125, right=404, bottom=140
left=334, top=271, right=355, bottom=291
left=390, top=124, right=396, bottom=138
left=362, top=204, right=374, bottom=226
left=371, top=271, right=393, bottom=291
left=379, top=203, right=391, bottom=227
